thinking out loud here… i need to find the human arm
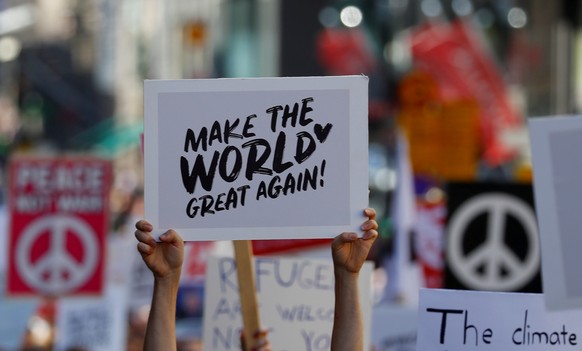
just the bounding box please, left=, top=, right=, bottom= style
left=330, top=208, right=379, bottom=351
left=135, top=220, right=185, bottom=351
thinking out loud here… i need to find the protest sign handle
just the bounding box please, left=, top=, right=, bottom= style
left=233, top=240, right=262, bottom=350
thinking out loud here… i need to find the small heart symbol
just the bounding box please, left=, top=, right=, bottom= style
left=314, top=123, right=333, bottom=143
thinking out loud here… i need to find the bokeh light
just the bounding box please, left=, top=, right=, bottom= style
left=319, top=6, right=340, bottom=28
left=0, top=36, right=21, bottom=62
left=340, top=6, right=363, bottom=28
left=508, top=7, right=528, bottom=29
left=452, top=0, right=473, bottom=17
left=421, top=0, right=443, bottom=18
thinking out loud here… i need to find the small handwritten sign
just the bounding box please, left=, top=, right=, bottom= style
left=418, top=289, right=582, bottom=350
left=202, top=256, right=373, bottom=351
left=54, top=284, right=129, bottom=351
left=144, top=76, right=368, bottom=241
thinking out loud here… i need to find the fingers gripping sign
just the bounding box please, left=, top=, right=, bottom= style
left=331, top=208, right=379, bottom=274
left=135, top=220, right=184, bottom=280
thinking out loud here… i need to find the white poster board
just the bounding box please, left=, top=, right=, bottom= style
left=54, top=237, right=132, bottom=351
left=371, top=304, right=417, bottom=351
left=54, top=284, right=129, bottom=351
left=529, top=115, right=582, bottom=310
left=418, top=289, right=582, bottom=350
left=202, top=256, right=373, bottom=351
left=129, top=248, right=155, bottom=310
left=144, top=76, right=369, bottom=241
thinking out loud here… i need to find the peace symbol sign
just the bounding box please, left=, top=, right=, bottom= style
left=447, top=193, right=540, bottom=291
left=16, top=215, right=99, bottom=295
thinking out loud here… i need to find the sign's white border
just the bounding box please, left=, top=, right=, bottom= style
left=418, top=288, right=582, bottom=350
left=144, top=76, right=369, bottom=241
left=529, top=115, right=582, bottom=310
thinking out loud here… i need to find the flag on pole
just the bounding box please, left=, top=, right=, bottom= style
left=382, top=130, right=421, bottom=305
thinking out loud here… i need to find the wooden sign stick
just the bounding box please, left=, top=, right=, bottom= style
left=233, top=240, right=261, bottom=350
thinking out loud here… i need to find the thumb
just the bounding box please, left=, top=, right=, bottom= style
left=159, top=229, right=184, bottom=246
left=331, top=232, right=358, bottom=251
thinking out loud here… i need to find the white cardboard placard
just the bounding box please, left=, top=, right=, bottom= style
left=202, top=256, right=373, bottom=351
left=144, top=76, right=369, bottom=241
left=54, top=284, right=129, bottom=351
left=371, top=304, right=417, bottom=350
left=417, top=289, right=582, bottom=351
left=529, top=115, right=582, bottom=310
left=418, top=289, right=582, bottom=350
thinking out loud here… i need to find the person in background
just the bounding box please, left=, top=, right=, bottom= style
left=135, top=208, right=378, bottom=351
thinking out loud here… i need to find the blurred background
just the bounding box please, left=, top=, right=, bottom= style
left=0, top=0, right=581, bottom=350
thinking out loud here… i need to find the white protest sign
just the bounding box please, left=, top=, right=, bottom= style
left=418, top=289, right=582, bottom=350
left=54, top=284, right=129, bottom=351
left=371, top=304, right=417, bottom=351
left=54, top=237, right=132, bottom=351
left=529, top=115, right=582, bottom=310
left=129, top=248, right=154, bottom=310
left=144, top=76, right=369, bottom=241
left=202, top=256, right=373, bottom=351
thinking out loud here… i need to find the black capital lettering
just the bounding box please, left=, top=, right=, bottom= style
left=184, top=128, right=208, bottom=152
left=223, top=118, right=242, bottom=144
left=273, top=132, right=293, bottom=173
left=180, top=152, right=219, bottom=194
left=241, top=139, right=272, bottom=180
left=426, top=308, right=464, bottom=344
left=299, top=97, right=314, bottom=126
left=295, top=131, right=316, bottom=164
left=266, top=105, right=283, bottom=133
left=242, top=114, right=257, bottom=137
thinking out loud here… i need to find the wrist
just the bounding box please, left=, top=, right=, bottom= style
left=334, top=266, right=359, bottom=282
left=154, top=269, right=182, bottom=286
left=333, top=265, right=360, bottom=279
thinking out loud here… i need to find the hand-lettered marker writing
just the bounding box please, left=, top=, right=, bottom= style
left=313, top=123, right=332, bottom=143
left=512, top=310, right=577, bottom=346
left=179, top=96, right=334, bottom=219
left=426, top=308, right=464, bottom=344
left=426, top=308, right=493, bottom=346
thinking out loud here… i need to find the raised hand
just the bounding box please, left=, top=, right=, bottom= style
left=331, top=208, right=379, bottom=275
left=135, top=220, right=184, bottom=280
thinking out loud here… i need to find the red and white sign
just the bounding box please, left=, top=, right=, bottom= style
left=409, top=20, right=523, bottom=166
left=180, top=241, right=216, bottom=283
left=7, top=157, right=112, bottom=296
left=414, top=200, right=445, bottom=289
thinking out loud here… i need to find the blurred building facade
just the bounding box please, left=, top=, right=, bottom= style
left=0, top=0, right=578, bottom=181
